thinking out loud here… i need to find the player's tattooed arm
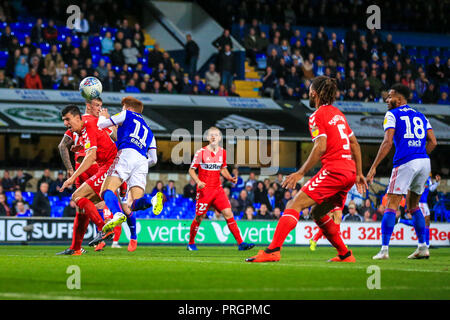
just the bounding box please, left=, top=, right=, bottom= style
left=58, top=135, right=74, bottom=176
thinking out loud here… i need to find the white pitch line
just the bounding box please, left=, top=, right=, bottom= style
left=0, top=292, right=111, bottom=300
left=3, top=254, right=449, bottom=274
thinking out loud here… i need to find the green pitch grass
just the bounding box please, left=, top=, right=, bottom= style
left=0, top=245, right=449, bottom=300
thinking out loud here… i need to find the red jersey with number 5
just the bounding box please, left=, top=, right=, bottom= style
left=308, top=105, right=356, bottom=173
left=190, top=146, right=227, bottom=188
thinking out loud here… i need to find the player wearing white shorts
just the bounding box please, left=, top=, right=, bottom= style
left=89, top=96, right=163, bottom=252
left=367, top=84, right=437, bottom=260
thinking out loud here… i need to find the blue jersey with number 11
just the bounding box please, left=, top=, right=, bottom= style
left=111, top=110, right=154, bottom=157
left=383, top=105, right=432, bottom=167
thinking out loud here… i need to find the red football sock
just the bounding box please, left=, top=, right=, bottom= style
left=113, top=225, right=122, bottom=242
left=76, top=198, right=105, bottom=231
left=315, top=215, right=348, bottom=256
left=71, top=211, right=90, bottom=251
left=312, top=228, right=323, bottom=242
left=226, top=217, right=243, bottom=245
left=189, top=219, right=200, bottom=245
left=268, top=208, right=299, bottom=250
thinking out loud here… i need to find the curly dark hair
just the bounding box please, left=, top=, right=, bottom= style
left=390, top=83, right=410, bottom=101
left=311, top=76, right=337, bottom=106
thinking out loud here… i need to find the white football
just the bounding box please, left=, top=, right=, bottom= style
left=79, top=76, right=103, bottom=100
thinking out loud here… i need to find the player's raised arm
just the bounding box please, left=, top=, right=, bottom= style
left=349, top=134, right=368, bottom=194
left=97, top=109, right=126, bottom=129
left=282, top=135, right=327, bottom=190
left=58, top=134, right=74, bottom=177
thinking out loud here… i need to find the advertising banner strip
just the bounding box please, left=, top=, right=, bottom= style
left=1, top=218, right=449, bottom=246
left=300, top=99, right=450, bottom=116
left=0, top=89, right=282, bottom=110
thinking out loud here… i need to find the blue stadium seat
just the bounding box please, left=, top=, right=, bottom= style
left=407, top=47, right=417, bottom=57
left=418, top=47, right=429, bottom=58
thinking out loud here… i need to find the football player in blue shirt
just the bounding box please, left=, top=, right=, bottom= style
left=367, top=84, right=437, bottom=260
left=90, top=96, right=163, bottom=251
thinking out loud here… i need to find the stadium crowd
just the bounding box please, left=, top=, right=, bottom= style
left=0, top=0, right=449, bottom=102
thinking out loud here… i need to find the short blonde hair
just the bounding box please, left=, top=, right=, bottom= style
left=121, top=96, right=144, bottom=113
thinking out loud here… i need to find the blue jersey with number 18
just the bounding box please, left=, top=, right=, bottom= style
left=383, top=105, right=432, bottom=168
left=110, top=110, right=154, bottom=157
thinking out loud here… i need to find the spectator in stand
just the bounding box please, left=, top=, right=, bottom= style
left=437, top=92, right=449, bottom=105
left=212, top=29, right=233, bottom=53
left=427, top=56, right=446, bottom=83
left=15, top=200, right=31, bottom=217
left=217, top=44, right=235, bottom=89
left=32, top=182, right=51, bottom=217
left=183, top=178, right=197, bottom=200
left=31, top=18, right=44, bottom=44
left=63, top=200, right=77, bottom=217
left=101, top=31, right=114, bottom=56
left=164, top=180, right=177, bottom=199
left=421, top=83, right=440, bottom=104
left=13, top=170, right=32, bottom=192
left=0, top=193, right=11, bottom=216
left=263, top=187, right=277, bottom=213
left=43, top=19, right=58, bottom=44
left=11, top=190, right=30, bottom=216
left=148, top=43, right=164, bottom=69
left=103, top=70, right=118, bottom=92
left=256, top=203, right=272, bottom=220
left=14, top=56, right=29, bottom=87
left=217, top=84, right=228, bottom=96
left=230, top=168, right=244, bottom=196
left=37, top=169, right=53, bottom=191
left=2, top=170, right=14, bottom=191
left=243, top=28, right=258, bottom=66
left=123, top=38, right=140, bottom=68
left=44, top=44, right=63, bottom=70
left=111, top=42, right=125, bottom=67
left=50, top=171, right=66, bottom=196
left=237, top=190, right=252, bottom=214
left=59, top=75, right=74, bottom=90
left=243, top=206, right=255, bottom=220
left=254, top=181, right=267, bottom=204
left=205, top=63, right=221, bottom=90
left=185, top=34, right=199, bottom=79
left=24, top=68, right=42, bottom=89
left=342, top=202, right=363, bottom=222
left=360, top=198, right=375, bottom=220
left=273, top=207, right=281, bottom=220
left=245, top=182, right=255, bottom=203
left=151, top=180, right=165, bottom=197
left=73, top=12, right=89, bottom=37
left=261, top=66, right=277, bottom=98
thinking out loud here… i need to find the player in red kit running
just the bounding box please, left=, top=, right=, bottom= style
left=187, top=127, right=255, bottom=251
left=246, top=76, right=367, bottom=263
left=59, top=105, right=119, bottom=251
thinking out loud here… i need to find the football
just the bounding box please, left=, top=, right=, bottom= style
left=79, top=76, right=103, bottom=100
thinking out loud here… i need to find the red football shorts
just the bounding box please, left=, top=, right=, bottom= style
left=195, top=187, right=231, bottom=216
left=75, top=162, right=99, bottom=188
left=85, top=160, right=114, bottom=197
left=302, top=168, right=356, bottom=209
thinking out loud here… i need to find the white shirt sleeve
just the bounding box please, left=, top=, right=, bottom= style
left=425, top=117, right=432, bottom=130
left=383, top=111, right=396, bottom=131
left=429, top=181, right=439, bottom=192
left=147, top=136, right=157, bottom=167
left=98, top=110, right=127, bottom=129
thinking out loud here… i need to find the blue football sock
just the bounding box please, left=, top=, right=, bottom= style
left=381, top=209, right=396, bottom=246
left=102, top=189, right=123, bottom=215
left=125, top=211, right=137, bottom=240
left=97, top=209, right=104, bottom=220
left=411, top=207, right=426, bottom=244
left=425, top=226, right=430, bottom=246
left=399, top=218, right=414, bottom=226
left=131, top=197, right=152, bottom=211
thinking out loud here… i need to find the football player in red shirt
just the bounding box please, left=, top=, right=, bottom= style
left=247, top=76, right=367, bottom=263
left=187, top=127, right=255, bottom=251
left=59, top=105, right=119, bottom=253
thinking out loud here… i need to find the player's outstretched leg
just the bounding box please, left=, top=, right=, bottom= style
left=221, top=209, right=254, bottom=250
left=131, top=192, right=164, bottom=216
left=246, top=208, right=300, bottom=262
left=373, top=208, right=396, bottom=260
left=102, top=189, right=127, bottom=233
left=111, top=225, right=122, bottom=248
left=310, top=229, right=323, bottom=251
left=187, top=216, right=202, bottom=251
left=315, top=215, right=354, bottom=262
left=407, top=207, right=429, bottom=259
